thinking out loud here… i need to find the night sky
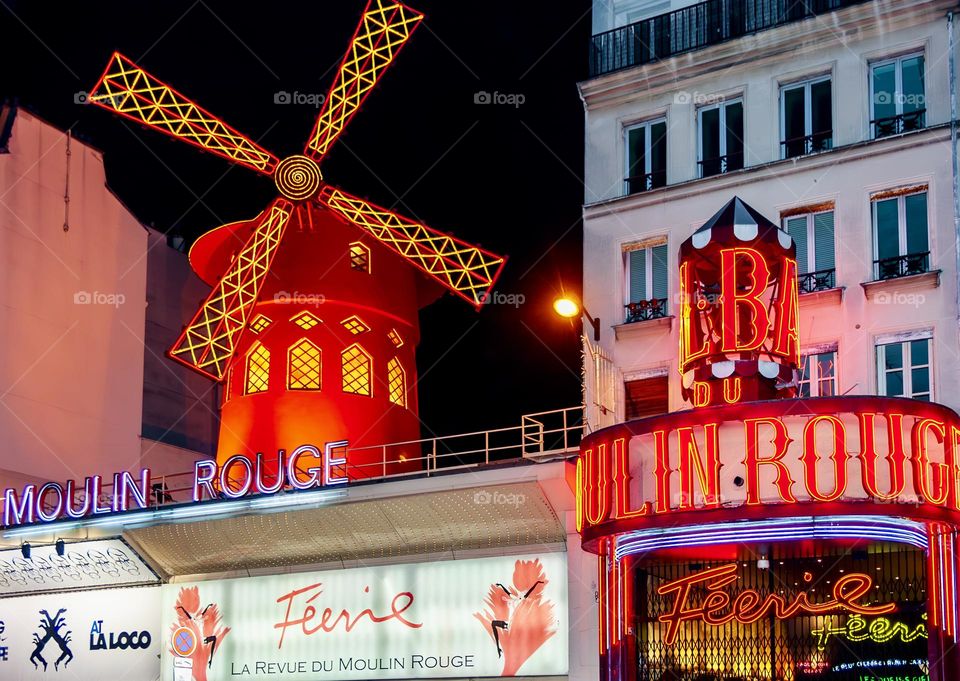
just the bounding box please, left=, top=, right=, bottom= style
left=4, top=0, right=590, bottom=438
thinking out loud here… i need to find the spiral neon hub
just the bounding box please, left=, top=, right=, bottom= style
left=274, top=155, right=323, bottom=201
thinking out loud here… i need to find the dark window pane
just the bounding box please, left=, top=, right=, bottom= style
left=725, top=102, right=744, bottom=170
left=700, top=107, right=720, bottom=175
left=627, top=126, right=646, bottom=179
left=901, top=55, right=925, bottom=115
left=649, top=121, right=667, bottom=186
left=911, top=367, right=930, bottom=396
left=910, top=338, right=929, bottom=366
left=885, top=370, right=904, bottom=396
left=783, top=85, right=806, bottom=157
left=810, top=79, right=832, bottom=149
left=875, top=199, right=900, bottom=261
left=883, top=342, right=903, bottom=370
left=872, top=62, right=897, bottom=121
left=625, top=376, right=668, bottom=420
left=905, top=193, right=928, bottom=256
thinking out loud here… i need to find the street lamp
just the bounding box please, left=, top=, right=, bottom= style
left=553, top=295, right=601, bottom=342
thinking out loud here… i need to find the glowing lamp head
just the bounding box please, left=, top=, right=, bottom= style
left=553, top=297, right=580, bottom=319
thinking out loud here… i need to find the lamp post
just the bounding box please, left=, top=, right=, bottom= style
left=553, top=296, right=601, bottom=342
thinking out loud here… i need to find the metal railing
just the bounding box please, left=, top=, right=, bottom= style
left=698, top=152, right=744, bottom=178
left=624, top=298, right=669, bottom=323
left=874, top=252, right=930, bottom=281
left=798, top=268, right=836, bottom=294
left=781, top=131, right=834, bottom=158
left=872, top=109, right=926, bottom=139
left=96, top=407, right=585, bottom=512
left=589, top=0, right=868, bottom=78
left=625, top=169, right=667, bottom=195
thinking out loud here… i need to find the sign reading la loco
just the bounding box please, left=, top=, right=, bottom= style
left=2, top=441, right=347, bottom=529
left=577, top=396, right=960, bottom=544
left=0, top=586, right=159, bottom=680
left=160, top=552, right=568, bottom=681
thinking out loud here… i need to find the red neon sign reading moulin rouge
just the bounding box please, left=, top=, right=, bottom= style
left=576, top=197, right=960, bottom=680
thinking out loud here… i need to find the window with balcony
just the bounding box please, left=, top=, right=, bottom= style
left=624, top=240, right=668, bottom=323
left=784, top=210, right=835, bottom=293
left=781, top=77, right=832, bottom=158
left=870, top=53, right=925, bottom=138
left=872, top=189, right=928, bottom=280
left=798, top=350, right=837, bottom=397
left=625, top=118, right=667, bottom=194
left=877, top=336, right=931, bottom=401
left=698, top=99, right=743, bottom=177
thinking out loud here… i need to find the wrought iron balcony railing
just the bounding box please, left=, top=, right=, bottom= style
left=589, top=0, right=868, bottom=78
left=871, top=109, right=926, bottom=139
left=698, top=152, right=744, bottom=178
left=798, top=268, right=836, bottom=294
left=625, top=298, right=669, bottom=323
left=874, top=252, right=930, bottom=281
left=781, top=131, right=834, bottom=158
left=625, top=169, right=668, bottom=195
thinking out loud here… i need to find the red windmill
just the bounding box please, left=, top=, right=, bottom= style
left=89, top=1, right=506, bottom=477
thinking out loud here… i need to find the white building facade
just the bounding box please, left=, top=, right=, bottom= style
left=580, top=0, right=960, bottom=430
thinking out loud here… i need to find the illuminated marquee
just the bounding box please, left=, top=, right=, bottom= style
left=577, top=397, right=960, bottom=542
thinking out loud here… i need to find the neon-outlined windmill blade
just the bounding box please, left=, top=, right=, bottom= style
left=304, top=0, right=423, bottom=161
left=89, top=52, right=279, bottom=175
left=318, top=186, right=506, bottom=309
left=168, top=199, right=293, bottom=380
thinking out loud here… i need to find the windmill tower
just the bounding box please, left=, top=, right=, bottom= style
left=89, top=1, right=505, bottom=478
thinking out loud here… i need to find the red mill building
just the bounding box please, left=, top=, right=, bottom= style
left=577, top=198, right=960, bottom=681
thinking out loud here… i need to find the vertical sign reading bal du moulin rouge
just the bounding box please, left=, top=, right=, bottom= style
left=160, top=553, right=568, bottom=681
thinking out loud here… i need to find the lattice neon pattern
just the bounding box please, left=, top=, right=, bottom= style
left=245, top=343, right=270, bottom=394
left=291, top=311, right=321, bottom=330
left=387, top=328, right=404, bottom=348
left=305, top=1, right=423, bottom=160
left=387, top=357, right=406, bottom=407
left=349, top=241, right=371, bottom=272
left=169, top=200, right=292, bottom=380
left=90, top=53, right=278, bottom=175
left=249, top=314, right=272, bottom=334
left=341, top=315, right=370, bottom=335
left=341, top=344, right=372, bottom=396
left=288, top=339, right=321, bottom=390
left=319, top=186, right=506, bottom=308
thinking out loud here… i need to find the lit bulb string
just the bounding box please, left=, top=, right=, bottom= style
left=612, top=515, right=929, bottom=561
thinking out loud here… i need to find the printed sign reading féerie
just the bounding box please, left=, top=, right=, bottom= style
left=160, top=552, right=568, bottom=681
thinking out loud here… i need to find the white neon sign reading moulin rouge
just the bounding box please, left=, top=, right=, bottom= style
left=2, top=441, right=347, bottom=528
